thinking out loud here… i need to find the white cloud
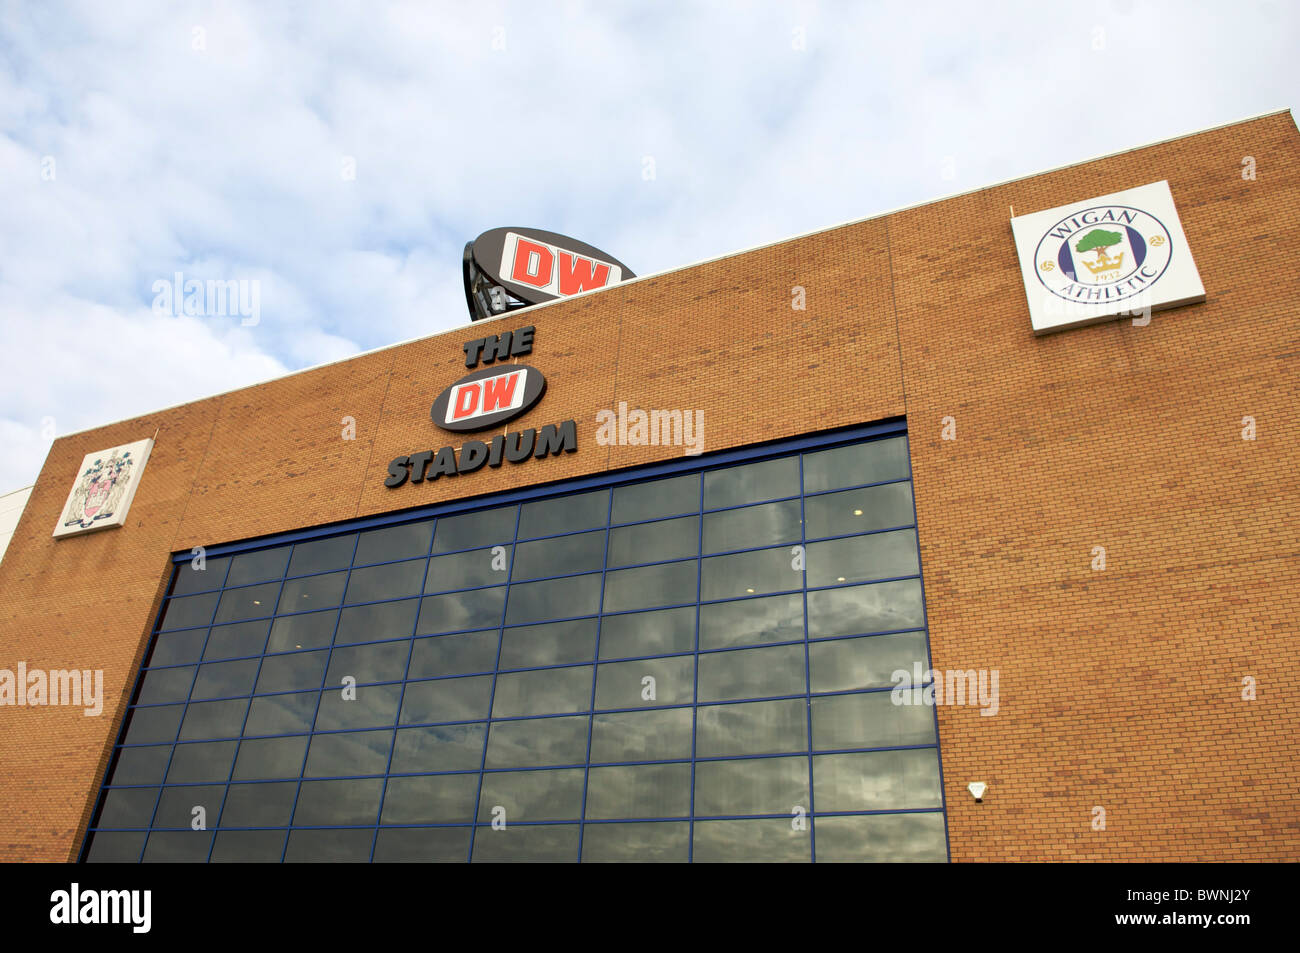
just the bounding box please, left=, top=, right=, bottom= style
left=0, top=0, right=1296, bottom=490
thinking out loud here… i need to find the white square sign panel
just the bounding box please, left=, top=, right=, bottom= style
left=1011, top=180, right=1205, bottom=335
left=52, top=438, right=154, bottom=539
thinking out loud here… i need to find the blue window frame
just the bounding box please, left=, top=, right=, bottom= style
left=80, top=419, right=950, bottom=862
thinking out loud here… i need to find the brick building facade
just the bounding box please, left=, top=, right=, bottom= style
left=1, top=110, right=1296, bottom=862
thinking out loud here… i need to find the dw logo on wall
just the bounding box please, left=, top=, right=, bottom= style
left=52, top=438, right=154, bottom=538
left=1011, top=180, right=1205, bottom=334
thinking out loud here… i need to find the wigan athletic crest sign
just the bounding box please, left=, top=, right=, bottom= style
left=1011, top=180, right=1206, bottom=335
left=52, top=438, right=154, bottom=539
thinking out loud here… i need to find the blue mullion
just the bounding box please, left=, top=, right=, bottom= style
left=468, top=502, right=523, bottom=863
left=798, top=449, right=816, bottom=863
left=369, top=514, right=439, bottom=862
left=687, top=466, right=704, bottom=862
left=281, top=531, right=364, bottom=863
left=576, top=487, right=615, bottom=862
left=136, top=553, right=234, bottom=863
left=204, top=551, right=289, bottom=862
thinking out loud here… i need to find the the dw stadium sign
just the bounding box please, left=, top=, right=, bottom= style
left=463, top=227, right=634, bottom=321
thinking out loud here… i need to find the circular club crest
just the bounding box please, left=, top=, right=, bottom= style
left=1033, top=204, right=1173, bottom=304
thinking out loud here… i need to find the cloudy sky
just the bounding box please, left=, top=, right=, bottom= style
left=0, top=0, right=1296, bottom=491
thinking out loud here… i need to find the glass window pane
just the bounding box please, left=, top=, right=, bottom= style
left=107, top=745, right=172, bottom=787
left=486, top=715, right=589, bottom=768
left=492, top=666, right=592, bottom=718
left=210, top=830, right=287, bottom=862
left=504, top=574, right=600, bottom=625
left=284, top=829, right=374, bottom=862
left=425, top=546, right=511, bottom=593
left=693, top=756, right=808, bottom=816
left=381, top=774, right=479, bottom=824
left=158, top=592, right=218, bottom=631
left=408, top=631, right=499, bottom=679
left=512, top=530, right=606, bottom=581
left=232, top=735, right=309, bottom=780
left=703, top=499, right=802, bottom=553
left=155, top=785, right=225, bottom=829
left=693, top=819, right=810, bottom=862
left=220, top=780, right=298, bottom=827
left=607, top=516, right=698, bottom=567
left=165, top=740, right=237, bottom=783
left=337, top=599, right=420, bottom=645
left=226, top=546, right=290, bottom=587
left=277, top=571, right=347, bottom=614
left=704, top=457, right=799, bottom=510
left=812, top=691, right=936, bottom=750
left=585, top=763, right=691, bottom=819
left=266, top=610, right=338, bottom=653
left=590, top=708, right=693, bottom=763
left=213, top=583, right=279, bottom=624
left=697, top=644, right=805, bottom=703
left=373, top=827, right=472, bottom=863
left=292, top=778, right=383, bottom=825
left=191, top=658, right=259, bottom=700
left=203, top=620, right=271, bottom=661
left=806, top=529, right=919, bottom=588
left=305, top=728, right=394, bottom=778
left=122, top=704, right=185, bottom=745
left=399, top=675, right=493, bottom=725
left=805, top=482, right=914, bottom=540
left=809, top=632, right=930, bottom=692
left=701, top=547, right=800, bottom=601
left=598, top=607, right=695, bottom=660
left=96, top=786, right=160, bottom=828
left=178, top=699, right=249, bottom=740
left=418, top=587, right=506, bottom=635
left=314, top=683, right=402, bottom=731
left=354, top=520, right=433, bottom=566
left=806, top=579, right=924, bottom=638
left=696, top=698, right=807, bottom=757
left=286, top=534, right=356, bottom=578
left=148, top=629, right=207, bottom=667
left=518, top=489, right=608, bottom=540
left=595, top=656, right=693, bottom=709
left=499, top=619, right=597, bottom=669
left=813, top=749, right=943, bottom=812
left=85, top=832, right=148, bottom=862
left=471, top=824, right=578, bottom=863
left=142, top=830, right=215, bottom=863
left=602, top=560, right=697, bottom=613
left=345, top=558, right=427, bottom=605
left=325, top=639, right=410, bottom=685
left=803, top=435, right=910, bottom=494
left=699, top=593, right=803, bottom=650
left=391, top=723, right=486, bottom=773
left=255, top=650, right=327, bottom=694
left=477, top=768, right=584, bottom=822
left=244, top=691, right=318, bottom=736
left=611, top=473, right=700, bottom=524
left=581, top=821, right=688, bottom=862
left=171, top=557, right=230, bottom=596
left=814, top=812, right=947, bottom=862
left=433, top=505, right=517, bottom=553
left=137, top=666, right=195, bottom=705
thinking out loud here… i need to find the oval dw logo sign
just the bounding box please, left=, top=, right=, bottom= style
left=431, top=364, right=546, bottom=433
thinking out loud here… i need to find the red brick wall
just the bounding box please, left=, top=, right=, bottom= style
left=1, top=111, right=1295, bottom=861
